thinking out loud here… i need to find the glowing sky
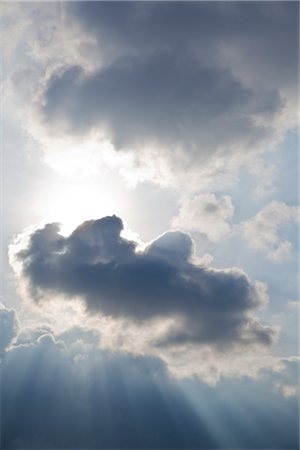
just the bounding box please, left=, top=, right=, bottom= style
left=1, top=2, right=299, bottom=449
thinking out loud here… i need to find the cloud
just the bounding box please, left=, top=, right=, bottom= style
left=10, top=215, right=276, bottom=351
left=65, top=2, right=298, bottom=98
left=1, top=323, right=216, bottom=449
left=40, top=54, right=279, bottom=157
left=269, top=357, right=300, bottom=399
left=172, top=193, right=234, bottom=242
left=0, top=304, right=18, bottom=356
left=239, top=201, right=299, bottom=261
left=4, top=2, right=298, bottom=187
left=1, top=315, right=298, bottom=449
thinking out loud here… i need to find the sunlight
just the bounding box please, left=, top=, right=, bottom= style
left=41, top=182, right=121, bottom=236
left=43, top=137, right=116, bottom=178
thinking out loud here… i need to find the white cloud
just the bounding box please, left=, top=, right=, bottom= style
left=0, top=304, right=18, bottom=356
left=172, top=193, right=234, bottom=242
left=239, top=201, right=299, bottom=261
left=270, top=240, right=293, bottom=262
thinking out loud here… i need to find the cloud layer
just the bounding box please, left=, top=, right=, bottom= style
left=11, top=215, right=275, bottom=350
left=0, top=305, right=298, bottom=449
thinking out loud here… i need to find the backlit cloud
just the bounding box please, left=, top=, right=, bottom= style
left=0, top=305, right=298, bottom=449
left=10, top=215, right=275, bottom=351
left=4, top=2, right=298, bottom=188
left=1, top=3, right=298, bottom=448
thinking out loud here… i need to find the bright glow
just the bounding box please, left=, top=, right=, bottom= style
left=43, top=135, right=133, bottom=179
left=27, top=138, right=132, bottom=235
left=43, top=183, right=122, bottom=236
left=44, top=138, right=114, bottom=177
left=32, top=168, right=126, bottom=237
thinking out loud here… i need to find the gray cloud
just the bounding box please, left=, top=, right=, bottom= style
left=3, top=2, right=297, bottom=190
left=27, top=1, right=297, bottom=185
left=1, top=324, right=216, bottom=449
left=41, top=52, right=279, bottom=157
left=67, top=2, right=298, bottom=89
left=12, top=215, right=275, bottom=350
left=1, top=317, right=298, bottom=449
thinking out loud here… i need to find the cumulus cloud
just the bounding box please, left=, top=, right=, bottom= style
left=172, top=193, right=234, bottom=242
left=0, top=314, right=298, bottom=449
left=240, top=201, right=299, bottom=261
left=10, top=215, right=276, bottom=351
left=4, top=2, right=298, bottom=187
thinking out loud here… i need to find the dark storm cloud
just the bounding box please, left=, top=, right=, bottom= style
left=36, top=1, right=297, bottom=172
left=1, top=320, right=298, bottom=449
left=14, top=215, right=274, bottom=349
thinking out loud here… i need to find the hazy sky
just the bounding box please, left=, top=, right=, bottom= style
left=1, top=2, right=299, bottom=449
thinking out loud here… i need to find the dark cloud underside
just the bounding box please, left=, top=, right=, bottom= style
left=35, top=2, right=298, bottom=179
left=1, top=313, right=298, bottom=449
left=14, top=215, right=274, bottom=349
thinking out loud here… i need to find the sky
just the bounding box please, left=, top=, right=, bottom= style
left=0, top=2, right=299, bottom=449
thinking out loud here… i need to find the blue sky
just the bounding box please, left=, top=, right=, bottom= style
left=1, top=2, right=299, bottom=449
